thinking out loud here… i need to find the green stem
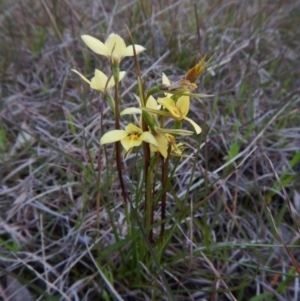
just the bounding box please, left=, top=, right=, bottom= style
left=113, top=65, right=127, bottom=204
left=139, top=77, right=152, bottom=242
left=160, top=145, right=171, bottom=240
left=142, top=127, right=151, bottom=241
left=175, top=120, right=182, bottom=130
left=146, top=164, right=153, bottom=243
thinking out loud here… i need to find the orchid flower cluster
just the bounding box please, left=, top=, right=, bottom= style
left=72, top=32, right=210, bottom=240
left=73, top=33, right=209, bottom=159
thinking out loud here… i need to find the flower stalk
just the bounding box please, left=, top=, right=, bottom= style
left=112, top=64, right=127, bottom=204
left=160, top=144, right=171, bottom=240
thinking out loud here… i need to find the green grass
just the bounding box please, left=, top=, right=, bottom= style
left=0, top=0, right=300, bottom=300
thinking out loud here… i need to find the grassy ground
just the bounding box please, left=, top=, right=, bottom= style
left=1, top=0, right=300, bottom=300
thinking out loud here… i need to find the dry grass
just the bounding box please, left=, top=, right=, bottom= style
left=1, top=0, right=300, bottom=300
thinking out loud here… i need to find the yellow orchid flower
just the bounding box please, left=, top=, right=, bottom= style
left=157, top=96, right=202, bottom=134
left=71, top=69, right=126, bottom=93
left=100, top=123, right=157, bottom=152
left=81, top=33, right=145, bottom=64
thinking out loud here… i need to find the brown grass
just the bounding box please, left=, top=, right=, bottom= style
left=0, top=0, right=300, bottom=300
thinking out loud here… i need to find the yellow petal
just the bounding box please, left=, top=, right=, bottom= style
left=81, top=35, right=107, bottom=56
left=184, top=117, right=202, bottom=134
left=140, top=132, right=157, bottom=146
left=146, top=96, right=158, bottom=110
left=125, top=123, right=143, bottom=134
left=157, top=97, right=180, bottom=118
left=149, top=143, right=158, bottom=153
left=124, top=45, right=146, bottom=57
left=162, top=73, right=170, bottom=85
left=100, top=130, right=128, bottom=145
left=157, top=97, right=175, bottom=109
left=105, top=33, right=126, bottom=61
left=105, top=76, right=116, bottom=90
left=176, top=94, right=190, bottom=117
left=154, top=133, right=168, bottom=158
left=90, top=70, right=126, bottom=91
left=121, top=135, right=142, bottom=151
left=71, top=69, right=91, bottom=85
left=119, top=71, right=126, bottom=82
left=162, top=73, right=172, bottom=97
left=90, top=69, right=108, bottom=91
